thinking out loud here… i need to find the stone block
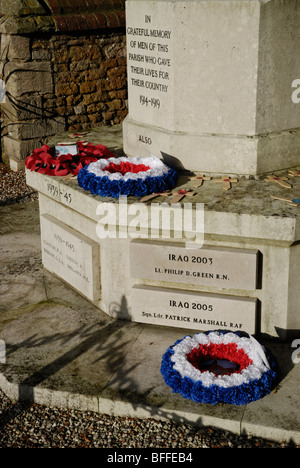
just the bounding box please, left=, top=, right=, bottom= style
left=40, top=214, right=101, bottom=303
left=7, top=118, right=65, bottom=140
left=0, top=0, right=47, bottom=17
left=1, top=94, right=43, bottom=120
left=3, top=136, right=41, bottom=166
left=56, top=82, right=78, bottom=97
left=123, top=0, right=300, bottom=175
left=1, top=34, right=31, bottom=61
left=130, top=241, right=259, bottom=291
left=9, top=156, right=25, bottom=171
left=5, top=62, right=53, bottom=97
left=0, top=15, right=54, bottom=35
left=131, top=285, right=257, bottom=335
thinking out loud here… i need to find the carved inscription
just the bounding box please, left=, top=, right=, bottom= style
left=130, top=241, right=259, bottom=291
left=127, top=19, right=171, bottom=98
left=131, top=286, right=257, bottom=334
left=40, top=214, right=100, bottom=302
left=127, top=12, right=173, bottom=145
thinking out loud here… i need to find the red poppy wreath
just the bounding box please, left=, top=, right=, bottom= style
left=25, top=142, right=115, bottom=176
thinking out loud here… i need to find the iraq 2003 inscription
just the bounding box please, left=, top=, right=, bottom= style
left=130, top=241, right=259, bottom=291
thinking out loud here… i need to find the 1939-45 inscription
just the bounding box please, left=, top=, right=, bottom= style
left=40, top=214, right=100, bottom=302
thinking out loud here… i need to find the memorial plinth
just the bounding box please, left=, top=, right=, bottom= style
left=25, top=1, right=300, bottom=343
left=26, top=160, right=300, bottom=340
left=123, top=0, right=300, bottom=175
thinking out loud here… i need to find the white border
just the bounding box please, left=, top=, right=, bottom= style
left=87, top=156, right=170, bottom=182
left=171, top=332, right=269, bottom=389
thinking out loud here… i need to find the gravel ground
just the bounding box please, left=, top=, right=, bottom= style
left=0, top=389, right=297, bottom=449
left=0, top=162, right=299, bottom=449
left=0, top=164, right=38, bottom=206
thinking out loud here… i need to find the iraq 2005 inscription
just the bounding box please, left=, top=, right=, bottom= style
left=131, top=286, right=257, bottom=334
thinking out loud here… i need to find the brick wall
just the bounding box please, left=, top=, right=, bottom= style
left=42, top=32, right=127, bottom=131
left=0, top=0, right=127, bottom=170
left=0, top=30, right=127, bottom=169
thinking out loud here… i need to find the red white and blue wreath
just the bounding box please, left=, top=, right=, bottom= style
left=77, top=155, right=178, bottom=198
left=160, top=330, right=278, bottom=406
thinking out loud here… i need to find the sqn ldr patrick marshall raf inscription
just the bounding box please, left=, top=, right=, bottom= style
left=131, top=286, right=257, bottom=334
left=130, top=241, right=259, bottom=291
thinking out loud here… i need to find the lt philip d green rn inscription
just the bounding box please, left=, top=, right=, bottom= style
left=130, top=241, right=259, bottom=291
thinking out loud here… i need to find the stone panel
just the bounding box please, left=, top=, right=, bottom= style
left=40, top=214, right=101, bottom=303
left=131, top=285, right=257, bottom=334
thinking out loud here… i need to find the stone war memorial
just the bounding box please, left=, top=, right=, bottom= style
left=21, top=0, right=300, bottom=413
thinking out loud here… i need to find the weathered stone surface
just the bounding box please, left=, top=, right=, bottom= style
left=7, top=118, right=65, bottom=140
left=40, top=214, right=101, bottom=303
left=5, top=61, right=53, bottom=97
left=0, top=15, right=54, bottom=35
left=131, top=285, right=257, bottom=334
left=0, top=34, right=31, bottom=61
left=1, top=94, right=43, bottom=120
left=130, top=241, right=259, bottom=291
left=0, top=0, right=47, bottom=17
left=3, top=136, right=42, bottom=162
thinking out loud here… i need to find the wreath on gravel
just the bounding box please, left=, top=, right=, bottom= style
left=160, top=330, right=278, bottom=406
left=77, top=155, right=178, bottom=198
left=25, top=142, right=115, bottom=176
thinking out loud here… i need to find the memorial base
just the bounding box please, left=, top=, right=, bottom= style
left=123, top=116, right=300, bottom=175
left=26, top=161, right=300, bottom=341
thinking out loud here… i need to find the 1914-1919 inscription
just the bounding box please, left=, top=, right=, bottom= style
left=126, top=11, right=173, bottom=131
left=130, top=241, right=259, bottom=291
